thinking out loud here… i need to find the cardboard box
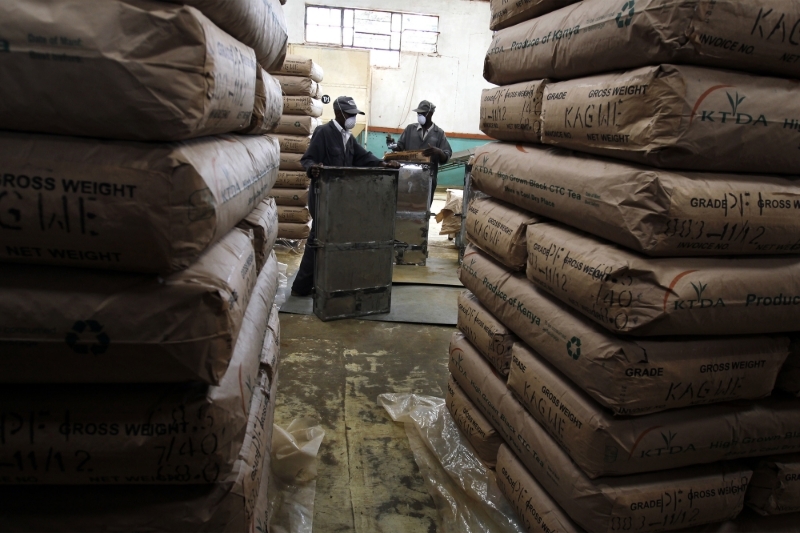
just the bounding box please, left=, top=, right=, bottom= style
left=457, top=290, right=517, bottom=376
left=0, top=0, right=257, bottom=141
left=490, top=0, right=579, bottom=30
left=747, top=454, right=800, bottom=515
left=273, top=74, right=322, bottom=98
left=273, top=115, right=321, bottom=136
left=449, top=333, right=753, bottom=533
left=776, top=337, right=800, bottom=397
left=460, top=245, right=790, bottom=415
left=277, top=205, right=312, bottom=224
left=467, top=196, right=540, bottom=271
left=480, top=80, right=546, bottom=143
left=509, top=341, right=800, bottom=478
left=471, top=142, right=800, bottom=256
left=236, top=198, right=278, bottom=273
left=483, top=0, right=800, bottom=85
left=0, top=131, right=279, bottom=273
left=0, top=254, right=279, bottom=484
left=526, top=221, right=800, bottom=336
left=446, top=375, right=503, bottom=466
left=275, top=170, right=311, bottom=189
left=271, top=134, right=312, bottom=154
left=238, top=68, right=283, bottom=135
left=0, top=230, right=265, bottom=384
left=270, top=55, right=324, bottom=83
left=540, top=65, right=800, bottom=174
left=283, top=96, right=323, bottom=118
left=271, top=187, right=309, bottom=207
left=278, top=221, right=312, bottom=240
left=279, top=152, right=305, bottom=171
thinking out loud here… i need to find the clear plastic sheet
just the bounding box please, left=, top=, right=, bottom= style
left=274, top=262, right=289, bottom=309
left=268, top=418, right=325, bottom=533
left=379, top=393, right=524, bottom=533
left=274, top=239, right=306, bottom=255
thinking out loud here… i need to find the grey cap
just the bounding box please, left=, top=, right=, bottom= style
left=413, top=100, right=436, bottom=114
left=334, top=96, right=365, bottom=115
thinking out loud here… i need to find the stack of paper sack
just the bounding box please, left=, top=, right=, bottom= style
left=446, top=1, right=800, bottom=531
left=269, top=55, right=326, bottom=241
left=0, top=0, right=287, bottom=530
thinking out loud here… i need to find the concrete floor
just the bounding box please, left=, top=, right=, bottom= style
left=274, top=192, right=460, bottom=532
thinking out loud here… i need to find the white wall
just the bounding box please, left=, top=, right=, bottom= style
left=282, top=0, right=494, bottom=135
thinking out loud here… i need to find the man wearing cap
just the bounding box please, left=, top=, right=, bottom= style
left=393, top=100, right=452, bottom=204
left=291, top=96, right=400, bottom=297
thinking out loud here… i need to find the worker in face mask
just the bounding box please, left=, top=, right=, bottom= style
left=291, top=96, right=400, bottom=297
left=392, top=100, right=453, bottom=206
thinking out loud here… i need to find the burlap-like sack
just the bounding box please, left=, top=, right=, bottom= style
left=277, top=206, right=312, bottom=224
left=484, top=0, right=800, bottom=84
left=460, top=245, right=790, bottom=415
left=0, top=254, right=279, bottom=484
left=747, top=454, right=800, bottom=516
left=278, top=222, right=312, bottom=240
left=238, top=68, right=283, bottom=135
left=526, top=221, right=800, bottom=336
left=275, top=170, right=311, bottom=189
left=273, top=115, right=321, bottom=136
left=540, top=64, right=800, bottom=174
left=274, top=75, right=322, bottom=98
left=471, top=142, right=800, bottom=256
left=0, top=0, right=257, bottom=141
left=271, top=187, right=309, bottom=207
left=271, top=134, right=312, bottom=154
left=279, top=152, right=305, bottom=171
left=171, top=0, right=288, bottom=71
left=271, top=55, right=324, bottom=83
left=457, top=290, right=517, bottom=376
left=490, top=0, right=579, bottom=30
left=236, top=198, right=278, bottom=273
left=449, top=333, right=752, bottom=532
left=446, top=376, right=503, bottom=467
left=283, top=96, right=323, bottom=118
left=467, top=196, right=540, bottom=270
left=0, top=132, right=279, bottom=273
left=480, top=80, right=546, bottom=143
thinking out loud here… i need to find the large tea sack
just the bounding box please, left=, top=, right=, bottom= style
left=0, top=132, right=278, bottom=273
left=277, top=206, right=312, bottom=224
left=170, top=0, right=288, bottom=71
left=271, top=55, right=324, bottom=83
left=0, top=255, right=279, bottom=484
left=271, top=134, right=312, bottom=154
left=446, top=376, right=503, bottom=467
left=484, top=0, right=800, bottom=84
left=449, top=334, right=753, bottom=532
left=490, top=0, right=579, bottom=30
left=283, top=96, right=324, bottom=118
left=236, top=198, right=278, bottom=273
left=278, top=221, right=312, bottom=240
left=480, top=80, right=546, bottom=143
left=275, top=170, right=312, bottom=189
left=471, top=142, right=800, bottom=256
left=271, top=187, right=309, bottom=207
left=279, top=152, right=305, bottom=171
left=457, top=290, right=517, bottom=376
left=273, top=74, right=322, bottom=98
left=466, top=196, right=540, bottom=270
left=0, top=230, right=263, bottom=384
left=273, top=115, right=322, bottom=136
left=747, top=454, right=800, bottom=516
left=238, top=68, right=283, bottom=135
left=776, top=338, right=800, bottom=397
left=526, top=221, right=800, bottom=336
left=460, top=246, right=790, bottom=415
left=0, top=0, right=257, bottom=141
left=541, top=65, right=800, bottom=174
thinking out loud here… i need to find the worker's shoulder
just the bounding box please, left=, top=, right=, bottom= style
left=432, top=123, right=448, bottom=136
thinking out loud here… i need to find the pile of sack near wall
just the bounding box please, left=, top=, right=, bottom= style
left=444, top=2, right=800, bottom=532
left=268, top=55, right=325, bottom=240
left=0, top=0, right=287, bottom=530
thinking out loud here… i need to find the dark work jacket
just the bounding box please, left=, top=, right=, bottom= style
left=300, top=120, right=383, bottom=178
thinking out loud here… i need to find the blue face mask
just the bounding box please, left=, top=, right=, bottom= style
left=417, top=114, right=427, bottom=126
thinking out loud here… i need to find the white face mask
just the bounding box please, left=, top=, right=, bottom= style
left=344, top=116, right=357, bottom=130
left=417, top=114, right=427, bottom=126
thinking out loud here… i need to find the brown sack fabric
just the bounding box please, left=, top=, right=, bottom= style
left=446, top=375, right=503, bottom=466
left=236, top=198, right=278, bottom=273
left=776, top=337, right=800, bottom=397
left=0, top=131, right=279, bottom=273
left=0, top=0, right=257, bottom=141
left=279, top=152, right=305, bottom=171
left=271, top=187, right=309, bottom=207
left=460, top=245, right=790, bottom=415
left=540, top=64, right=800, bottom=174
left=283, top=96, right=323, bottom=118
left=747, top=454, right=800, bottom=516
left=274, top=75, right=322, bottom=98
left=0, top=229, right=262, bottom=384
left=275, top=170, right=311, bottom=189
left=471, top=142, right=800, bottom=256
left=484, top=0, right=800, bottom=85
left=490, top=0, right=579, bottom=31
left=271, top=55, right=324, bottom=83
left=277, top=206, right=312, bottom=224
left=457, top=290, right=517, bottom=376
left=238, top=68, right=283, bottom=135
left=480, top=80, right=547, bottom=143
left=0, top=255, right=279, bottom=484
left=273, top=115, right=321, bottom=136
left=271, top=134, right=312, bottom=154
left=449, top=333, right=753, bottom=532
left=526, top=221, right=800, bottom=336
left=509, top=341, right=800, bottom=478
left=467, top=196, right=541, bottom=270
left=278, top=222, right=312, bottom=240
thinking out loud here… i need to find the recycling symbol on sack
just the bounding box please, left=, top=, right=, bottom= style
left=65, top=320, right=110, bottom=355
left=616, top=0, right=635, bottom=28
left=566, top=336, right=581, bottom=360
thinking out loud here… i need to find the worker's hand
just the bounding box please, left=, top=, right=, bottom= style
left=309, top=163, right=323, bottom=178
left=381, top=161, right=401, bottom=169
left=422, top=146, right=445, bottom=162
